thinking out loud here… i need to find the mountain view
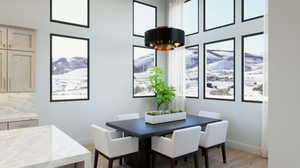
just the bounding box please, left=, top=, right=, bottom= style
left=244, top=52, right=264, bottom=101
left=185, top=46, right=199, bottom=97
left=133, top=53, right=155, bottom=97
left=206, top=49, right=263, bottom=100
left=52, top=57, right=88, bottom=100
left=206, top=49, right=235, bottom=99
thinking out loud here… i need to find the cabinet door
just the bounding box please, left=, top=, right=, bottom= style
left=0, top=50, right=7, bottom=92
left=8, top=119, right=39, bottom=130
left=0, top=27, right=7, bottom=49
left=8, top=51, right=34, bottom=92
left=7, top=28, right=35, bottom=52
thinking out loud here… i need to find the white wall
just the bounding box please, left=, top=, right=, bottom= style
left=184, top=0, right=264, bottom=154
left=268, top=0, right=300, bottom=167
left=0, top=0, right=167, bottom=144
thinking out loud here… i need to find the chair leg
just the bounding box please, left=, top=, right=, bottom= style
left=152, top=152, right=156, bottom=168
left=221, top=143, right=227, bottom=163
left=170, top=159, right=176, bottom=168
left=193, top=152, right=199, bottom=168
left=119, top=157, right=123, bottom=166
left=203, top=148, right=209, bottom=168
left=108, top=159, right=113, bottom=168
left=94, top=149, right=99, bottom=168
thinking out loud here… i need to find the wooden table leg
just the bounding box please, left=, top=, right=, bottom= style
left=137, top=138, right=151, bottom=168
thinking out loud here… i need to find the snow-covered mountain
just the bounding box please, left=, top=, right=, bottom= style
left=244, top=53, right=263, bottom=72
left=134, top=54, right=154, bottom=73
left=52, top=57, right=88, bottom=75
left=186, top=47, right=199, bottom=69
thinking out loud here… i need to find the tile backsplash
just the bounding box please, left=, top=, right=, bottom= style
left=0, top=93, right=36, bottom=113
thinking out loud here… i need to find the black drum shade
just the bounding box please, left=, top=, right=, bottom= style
left=145, top=27, right=185, bottom=51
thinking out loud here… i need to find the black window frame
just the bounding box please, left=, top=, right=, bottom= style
left=185, top=44, right=200, bottom=99
left=50, top=33, right=90, bottom=102
left=50, top=0, right=90, bottom=28
left=184, top=0, right=200, bottom=36
left=132, top=45, right=157, bottom=98
left=203, top=37, right=236, bottom=101
left=241, top=32, right=264, bottom=103
left=133, top=0, right=158, bottom=38
left=241, top=0, right=264, bottom=22
left=203, top=0, right=236, bottom=32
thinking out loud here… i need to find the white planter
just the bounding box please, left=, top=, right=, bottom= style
left=145, top=112, right=187, bottom=124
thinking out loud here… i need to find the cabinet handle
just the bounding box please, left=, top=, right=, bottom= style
left=2, top=44, right=5, bottom=48
left=8, top=44, right=12, bottom=48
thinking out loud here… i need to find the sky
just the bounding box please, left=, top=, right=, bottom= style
left=244, top=34, right=265, bottom=56
left=134, top=2, right=156, bottom=36
left=134, top=46, right=155, bottom=59
left=206, top=39, right=234, bottom=51
left=52, top=36, right=88, bottom=60
left=183, top=0, right=265, bottom=32
left=184, top=0, right=198, bottom=35
left=52, top=0, right=88, bottom=25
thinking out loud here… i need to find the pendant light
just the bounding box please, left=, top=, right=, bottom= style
left=145, top=26, right=185, bottom=51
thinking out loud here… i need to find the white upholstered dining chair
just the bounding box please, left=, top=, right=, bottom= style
left=199, top=120, right=229, bottom=168
left=198, top=111, right=221, bottom=119
left=151, top=126, right=202, bottom=168
left=91, top=124, right=139, bottom=168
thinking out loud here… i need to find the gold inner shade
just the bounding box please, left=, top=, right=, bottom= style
left=154, top=44, right=175, bottom=51
left=150, top=40, right=182, bottom=51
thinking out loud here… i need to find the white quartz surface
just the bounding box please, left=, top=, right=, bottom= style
left=0, top=125, right=91, bottom=168
left=0, top=107, right=39, bottom=122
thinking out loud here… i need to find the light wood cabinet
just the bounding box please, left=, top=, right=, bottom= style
left=0, top=25, right=35, bottom=93
left=0, top=50, right=7, bottom=92
left=7, top=28, right=35, bottom=52
left=8, top=119, right=38, bottom=130
left=0, top=27, right=7, bottom=49
left=7, top=51, right=34, bottom=92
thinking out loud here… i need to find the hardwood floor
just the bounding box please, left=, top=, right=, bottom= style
left=83, top=144, right=267, bottom=168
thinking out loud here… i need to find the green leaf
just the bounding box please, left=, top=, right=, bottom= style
left=148, top=67, right=176, bottom=110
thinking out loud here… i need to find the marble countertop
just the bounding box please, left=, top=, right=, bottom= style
left=0, top=107, right=39, bottom=122
left=0, top=125, right=91, bottom=168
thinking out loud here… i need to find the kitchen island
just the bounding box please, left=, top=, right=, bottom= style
left=0, top=125, right=91, bottom=168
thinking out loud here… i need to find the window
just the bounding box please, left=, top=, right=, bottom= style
left=242, top=33, right=264, bottom=102
left=204, top=0, right=235, bottom=31
left=133, top=1, right=157, bottom=37
left=185, top=45, right=199, bottom=98
left=50, top=0, right=89, bottom=28
left=242, top=0, right=265, bottom=22
left=133, top=46, right=157, bottom=97
left=50, top=34, right=89, bottom=102
left=183, top=0, right=199, bottom=36
left=204, top=38, right=235, bottom=101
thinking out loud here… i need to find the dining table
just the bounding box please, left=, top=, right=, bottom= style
left=106, top=114, right=221, bottom=168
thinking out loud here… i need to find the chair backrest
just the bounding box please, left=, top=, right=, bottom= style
left=172, top=126, right=201, bottom=157
left=198, top=111, right=221, bottom=119
left=203, top=121, right=228, bottom=147
left=91, top=124, right=112, bottom=155
left=117, top=113, right=140, bottom=121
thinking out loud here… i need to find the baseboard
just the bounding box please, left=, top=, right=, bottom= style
left=227, top=139, right=261, bottom=155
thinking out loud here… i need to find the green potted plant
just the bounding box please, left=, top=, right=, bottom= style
left=148, top=67, right=175, bottom=110
left=145, top=67, right=186, bottom=124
